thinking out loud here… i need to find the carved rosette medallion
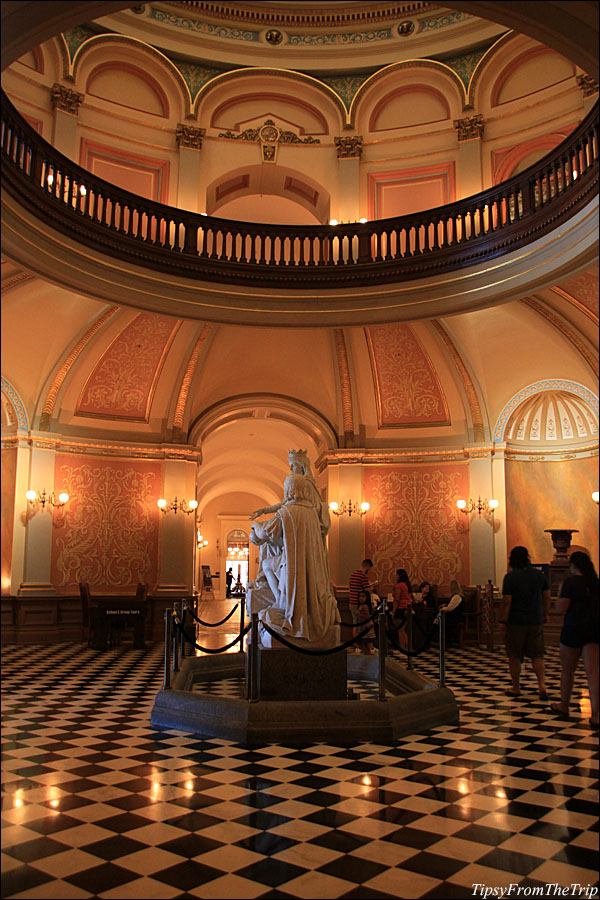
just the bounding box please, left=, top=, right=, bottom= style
left=334, top=135, right=363, bottom=159
left=397, top=21, right=415, bottom=36
left=176, top=124, right=206, bottom=150
left=454, top=114, right=484, bottom=142
left=51, top=83, right=84, bottom=116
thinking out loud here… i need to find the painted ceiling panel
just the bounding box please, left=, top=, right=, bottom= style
left=76, top=312, right=181, bottom=421
left=366, top=324, right=450, bottom=427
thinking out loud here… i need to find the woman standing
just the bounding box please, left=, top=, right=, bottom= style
left=551, top=551, right=599, bottom=729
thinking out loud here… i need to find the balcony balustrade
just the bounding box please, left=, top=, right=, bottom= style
left=1, top=92, right=598, bottom=290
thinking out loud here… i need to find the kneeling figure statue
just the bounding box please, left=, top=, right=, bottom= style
left=246, top=449, right=340, bottom=647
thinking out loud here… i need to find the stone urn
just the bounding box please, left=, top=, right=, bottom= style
left=544, top=528, right=579, bottom=562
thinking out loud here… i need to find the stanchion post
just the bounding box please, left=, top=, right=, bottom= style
left=238, top=599, right=245, bottom=654
left=172, top=608, right=179, bottom=673
left=439, top=609, right=446, bottom=688
left=163, top=608, right=171, bottom=690
left=377, top=612, right=387, bottom=701
left=249, top=613, right=259, bottom=702
left=407, top=607, right=414, bottom=670
left=180, top=599, right=186, bottom=660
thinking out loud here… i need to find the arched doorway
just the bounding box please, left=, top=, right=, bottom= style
left=226, top=528, right=249, bottom=594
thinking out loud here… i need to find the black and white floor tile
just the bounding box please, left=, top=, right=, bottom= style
left=2, top=637, right=598, bottom=899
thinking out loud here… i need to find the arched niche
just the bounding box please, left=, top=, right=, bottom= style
left=475, top=33, right=577, bottom=114
left=195, top=68, right=345, bottom=136
left=352, top=60, right=465, bottom=134
left=206, top=164, right=330, bottom=224
left=71, top=35, right=191, bottom=121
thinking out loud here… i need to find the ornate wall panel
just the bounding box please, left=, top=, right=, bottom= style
left=506, top=457, right=599, bottom=569
left=76, top=313, right=181, bottom=421
left=1, top=448, right=17, bottom=595
left=366, top=325, right=450, bottom=427
left=79, top=140, right=170, bottom=203
left=364, top=463, right=469, bottom=592
left=50, top=454, right=160, bottom=592
left=367, top=163, right=456, bottom=219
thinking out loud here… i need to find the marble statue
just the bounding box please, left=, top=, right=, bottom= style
left=246, top=449, right=340, bottom=646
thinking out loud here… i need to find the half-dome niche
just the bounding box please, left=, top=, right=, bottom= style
left=504, top=390, right=598, bottom=444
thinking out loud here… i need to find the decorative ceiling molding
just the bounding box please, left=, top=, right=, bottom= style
left=551, top=286, right=599, bottom=324
left=171, top=324, right=213, bottom=442
left=333, top=328, right=354, bottom=448
left=1, top=377, right=29, bottom=430
left=521, top=296, right=599, bottom=378
left=430, top=319, right=485, bottom=442
left=39, top=306, right=119, bottom=431
left=1, top=269, right=35, bottom=294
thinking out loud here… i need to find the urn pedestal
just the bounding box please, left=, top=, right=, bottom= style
left=544, top=528, right=579, bottom=595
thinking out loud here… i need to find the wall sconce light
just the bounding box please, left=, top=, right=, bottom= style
left=26, top=489, right=69, bottom=509
left=228, top=545, right=249, bottom=558
left=157, top=497, right=198, bottom=515
left=197, top=530, right=208, bottom=547
left=456, top=497, right=499, bottom=515
left=329, top=499, right=370, bottom=518
left=593, top=491, right=599, bottom=504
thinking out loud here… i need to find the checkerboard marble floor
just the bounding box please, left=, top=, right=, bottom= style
left=2, top=641, right=598, bottom=899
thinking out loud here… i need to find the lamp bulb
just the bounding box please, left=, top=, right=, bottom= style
left=360, top=501, right=370, bottom=512
left=488, top=498, right=499, bottom=509
left=593, top=491, right=599, bottom=504
left=188, top=499, right=198, bottom=510
left=157, top=498, right=167, bottom=509
left=329, top=501, right=339, bottom=511
left=329, top=218, right=338, bottom=226
left=456, top=499, right=467, bottom=510
left=58, top=492, right=69, bottom=504
left=26, top=490, right=37, bottom=501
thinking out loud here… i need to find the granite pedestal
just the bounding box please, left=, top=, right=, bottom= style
left=246, top=640, right=347, bottom=700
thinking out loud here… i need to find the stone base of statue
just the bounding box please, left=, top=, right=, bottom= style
left=246, top=629, right=346, bottom=701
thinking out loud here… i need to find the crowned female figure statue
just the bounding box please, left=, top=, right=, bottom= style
left=246, top=450, right=340, bottom=646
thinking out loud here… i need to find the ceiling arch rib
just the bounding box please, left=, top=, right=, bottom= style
left=188, top=393, right=339, bottom=451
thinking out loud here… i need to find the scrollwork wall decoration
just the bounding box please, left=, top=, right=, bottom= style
left=365, top=466, right=468, bottom=590
left=52, top=459, right=159, bottom=590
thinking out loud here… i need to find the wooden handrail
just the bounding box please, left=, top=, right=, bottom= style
left=1, top=91, right=598, bottom=289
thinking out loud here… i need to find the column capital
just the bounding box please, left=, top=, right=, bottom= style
left=576, top=74, right=599, bottom=97
left=454, top=114, right=484, bottom=142
left=334, top=135, right=363, bottom=159
left=51, top=83, right=84, bottom=115
left=176, top=124, right=206, bottom=150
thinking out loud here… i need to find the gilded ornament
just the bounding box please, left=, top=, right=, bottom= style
left=576, top=74, right=599, bottom=97
left=397, top=21, right=415, bottom=36
left=454, top=115, right=484, bottom=141
left=334, top=136, right=363, bottom=160
left=51, top=83, right=84, bottom=115
left=176, top=124, right=206, bottom=150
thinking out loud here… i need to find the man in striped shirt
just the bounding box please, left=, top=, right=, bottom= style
left=349, top=559, right=378, bottom=627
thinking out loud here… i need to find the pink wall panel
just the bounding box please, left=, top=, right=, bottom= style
left=51, top=454, right=161, bottom=593
left=76, top=313, right=180, bottom=421
left=506, top=458, right=599, bottom=569
left=364, top=463, right=470, bottom=595
left=368, top=163, right=456, bottom=219
left=1, top=448, right=17, bottom=595
left=79, top=139, right=170, bottom=203
left=366, top=325, right=450, bottom=427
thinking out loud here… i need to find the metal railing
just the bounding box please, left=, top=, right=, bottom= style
left=2, top=91, right=597, bottom=290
